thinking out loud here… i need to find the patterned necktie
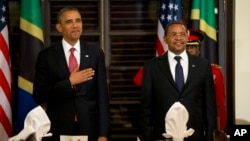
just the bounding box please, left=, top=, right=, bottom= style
left=174, top=56, right=184, bottom=92
left=69, top=47, right=78, bottom=72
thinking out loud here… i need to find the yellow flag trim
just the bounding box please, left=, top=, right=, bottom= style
left=190, top=9, right=200, bottom=20
left=190, top=9, right=216, bottom=41
left=18, top=76, right=33, bottom=94
left=200, top=20, right=217, bottom=41
left=20, top=18, right=44, bottom=43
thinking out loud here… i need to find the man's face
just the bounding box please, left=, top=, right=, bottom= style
left=164, top=24, right=188, bottom=55
left=186, top=45, right=200, bottom=56
left=56, top=10, right=82, bottom=45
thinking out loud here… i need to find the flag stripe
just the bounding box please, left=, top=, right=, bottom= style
left=156, top=38, right=165, bottom=56
left=0, top=24, right=9, bottom=45
left=156, top=20, right=168, bottom=56
left=18, top=76, right=33, bottom=94
left=190, top=0, right=218, bottom=64
left=0, top=105, right=11, bottom=137
left=190, top=9, right=200, bottom=20
left=0, top=27, right=10, bottom=64
left=0, top=51, right=11, bottom=90
left=199, top=19, right=217, bottom=41
left=0, top=51, right=11, bottom=94
left=199, top=0, right=217, bottom=41
left=0, top=87, right=12, bottom=122
left=20, top=0, right=43, bottom=29
left=19, top=31, right=43, bottom=81
left=200, top=0, right=216, bottom=28
left=16, top=0, right=44, bottom=133
left=0, top=70, right=11, bottom=102
left=191, top=14, right=217, bottom=40
left=0, top=124, right=9, bottom=141
left=20, top=18, right=44, bottom=42
left=0, top=0, right=12, bottom=138
left=16, top=88, right=37, bottom=131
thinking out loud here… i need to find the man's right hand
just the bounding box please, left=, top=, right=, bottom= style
left=69, top=65, right=95, bottom=85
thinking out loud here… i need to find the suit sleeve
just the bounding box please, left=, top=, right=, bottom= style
left=205, top=63, right=217, bottom=141
left=96, top=49, right=110, bottom=137
left=140, top=61, right=153, bottom=141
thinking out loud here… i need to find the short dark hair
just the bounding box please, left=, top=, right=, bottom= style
left=164, top=21, right=187, bottom=36
left=57, top=7, right=81, bottom=24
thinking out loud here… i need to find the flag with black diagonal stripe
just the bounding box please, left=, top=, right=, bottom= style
left=189, top=0, right=218, bottom=64
left=16, top=0, right=44, bottom=133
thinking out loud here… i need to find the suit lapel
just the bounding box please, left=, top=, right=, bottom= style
left=53, top=43, right=69, bottom=77
left=181, top=54, right=199, bottom=96
left=77, top=42, right=93, bottom=90
left=185, top=54, right=198, bottom=86
left=79, top=41, right=91, bottom=70
left=54, top=41, right=92, bottom=74
left=158, top=53, right=177, bottom=88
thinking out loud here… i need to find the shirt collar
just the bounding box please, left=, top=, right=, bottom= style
left=62, top=39, right=80, bottom=53
left=168, top=50, right=188, bottom=62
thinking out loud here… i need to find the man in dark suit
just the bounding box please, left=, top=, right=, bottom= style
left=33, top=7, right=110, bottom=141
left=140, top=21, right=217, bottom=141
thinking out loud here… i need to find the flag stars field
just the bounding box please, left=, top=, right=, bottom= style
left=161, top=3, right=166, bottom=10
left=133, top=0, right=183, bottom=86
left=1, top=16, right=5, bottom=23
left=1, top=4, right=6, bottom=11
left=1, top=4, right=6, bottom=23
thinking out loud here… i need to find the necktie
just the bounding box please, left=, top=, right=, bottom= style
left=174, top=56, right=184, bottom=92
left=69, top=47, right=78, bottom=72
left=69, top=47, right=78, bottom=122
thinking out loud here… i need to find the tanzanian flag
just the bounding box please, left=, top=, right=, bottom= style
left=189, top=0, right=218, bottom=64
left=16, top=0, right=44, bottom=133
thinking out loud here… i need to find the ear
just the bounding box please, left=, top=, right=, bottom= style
left=187, top=29, right=190, bottom=36
left=56, top=23, right=62, bottom=32
left=163, top=36, right=168, bottom=43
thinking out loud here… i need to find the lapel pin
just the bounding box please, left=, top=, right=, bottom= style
left=85, top=55, right=89, bottom=58
left=192, top=64, right=195, bottom=67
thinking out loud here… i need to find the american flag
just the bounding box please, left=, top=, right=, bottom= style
left=133, top=0, right=183, bottom=86
left=0, top=0, right=12, bottom=140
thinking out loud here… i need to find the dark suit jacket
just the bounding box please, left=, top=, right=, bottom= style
left=33, top=41, right=110, bottom=141
left=140, top=52, right=217, bottom=141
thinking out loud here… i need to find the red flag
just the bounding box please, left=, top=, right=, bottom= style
left=133, top=0, right=183, bottom=86
left=0, top=0, right=12, bottom=140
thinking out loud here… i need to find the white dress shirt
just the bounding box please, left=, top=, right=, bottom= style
left=62, top=39, right=80, bottom=66
left=168, top=50, right=188, bottom=83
